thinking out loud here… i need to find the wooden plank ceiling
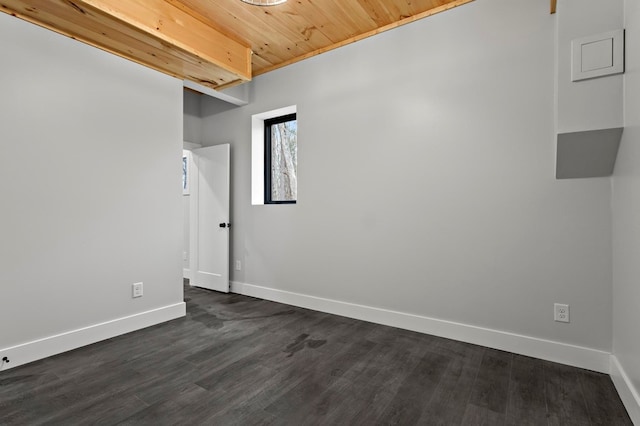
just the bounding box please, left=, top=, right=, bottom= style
left=1, top=0, right=474, bottom=90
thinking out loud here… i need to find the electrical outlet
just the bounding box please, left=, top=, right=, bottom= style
left=183, top=251, right=187, bottom=261
left=132, top=282, right=143, bottom=298
left=235, top=260, right=241, bottom=271
left=554, top=303, right=569, bottom=323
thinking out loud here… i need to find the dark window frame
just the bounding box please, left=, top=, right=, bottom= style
left=264, top=113, right=297, bottom=204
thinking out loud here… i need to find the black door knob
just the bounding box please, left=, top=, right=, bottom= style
left=219, top=223, right=231, bottom=228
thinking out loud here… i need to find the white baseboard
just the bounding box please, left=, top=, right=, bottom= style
left=183, top=268, right=191, bottom=279
left=231, top=281, right=611, bottom=374
left=0, top=302, right=186, bottom=372
left=611, top=355, right=640, bottom=424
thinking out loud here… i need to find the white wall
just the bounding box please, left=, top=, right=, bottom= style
left=183, top=152, right=191, bottom=275
left=201, top=0, right=613, bottom=354
left=182, top=93, right=204, bottom=277
left=0, top=13, right=184, bottom=358
left=183, top=90, right=203, bottom=144
left=611, top=0, right=640, bottom=417
left=556, top=0, right=624, bottom=133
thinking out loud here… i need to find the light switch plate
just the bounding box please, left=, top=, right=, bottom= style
left=572, top=29, right=624, bottom=82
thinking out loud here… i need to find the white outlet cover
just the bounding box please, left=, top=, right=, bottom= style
left=132, top=282, right=143, bottom=298
left=554, top=303, right=570, bottom=323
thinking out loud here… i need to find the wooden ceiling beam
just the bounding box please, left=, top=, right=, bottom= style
left=2, top=0, right=478, bottom=87
left=0, top=0, right=252, bottom=88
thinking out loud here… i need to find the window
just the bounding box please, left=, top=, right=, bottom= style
left=251, top=105, right=296, bottom=205
left=182, top=150, right=190, bottom=195
left=264, top=113, right=297, bottom=204
left=182, top=156, right=188, bottom=190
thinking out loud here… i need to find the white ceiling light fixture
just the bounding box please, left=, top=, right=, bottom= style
left=240, top=0, right=287, bottom=5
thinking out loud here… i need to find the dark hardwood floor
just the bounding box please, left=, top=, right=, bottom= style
left=0, top=280, right=632, bottom=425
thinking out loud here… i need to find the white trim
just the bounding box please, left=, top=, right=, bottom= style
left=611, top=355, right=640, bottom=424
left=183, top=268, right=191, bottom=279
left=230, top=281, right=611, bottom=373
left=0, top=302, right=186, bottom=371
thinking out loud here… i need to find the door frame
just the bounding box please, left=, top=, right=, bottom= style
left=188, top=144, right=231, bottom=293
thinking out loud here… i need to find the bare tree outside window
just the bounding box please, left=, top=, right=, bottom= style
left=265, top=114, right=297, bottom=203
left=182, top=156, right=188, bottom=190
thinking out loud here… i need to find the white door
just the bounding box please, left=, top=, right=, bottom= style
left=189, top=144, right=230, bottom=293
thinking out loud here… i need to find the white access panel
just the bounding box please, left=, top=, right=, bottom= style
left=571, top=29, right=624, bottom=82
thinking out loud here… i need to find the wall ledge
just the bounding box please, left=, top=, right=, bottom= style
left=556, top=127, right=624, bottom=179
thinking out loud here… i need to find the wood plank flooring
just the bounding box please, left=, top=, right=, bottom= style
left=0, top=280, right=632, bottom=425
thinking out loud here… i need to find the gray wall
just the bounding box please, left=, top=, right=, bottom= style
left=183, top=91, right=203, bottom=144
left=201, top=0, right=613, bottom=351
left=182, top=93, right=204, bottom=275
left=0, top=13, right=183, bottom=348
left=612, top=0, right=640, bottom=400
left=183, top=192, right=191, bottom=273
left=183, top=150, right=191, bottom=274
